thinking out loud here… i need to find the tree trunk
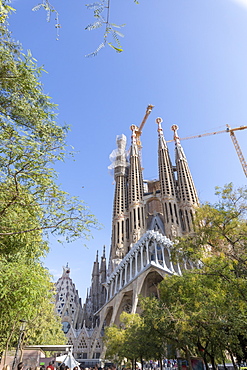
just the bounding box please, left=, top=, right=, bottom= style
left=159, top=357, right=163, bottom=370
left=222, top=354, right=227, bottom=370
left=229, top=350, right=238, bottom=370
left=210, top=355, right=217, bottom=370
left=3, top=322, right=17, bottom=365
left=185, top=346, right=193, bottom=370
left=202, top=353, right=209, bottom=370
left=203, top=350, right=216, bottom=370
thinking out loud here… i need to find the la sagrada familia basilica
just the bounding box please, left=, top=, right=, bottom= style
left=54, top=110, right=199, bottom=363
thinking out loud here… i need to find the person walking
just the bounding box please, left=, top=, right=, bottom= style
left=47, top=362, right=55, bottom=370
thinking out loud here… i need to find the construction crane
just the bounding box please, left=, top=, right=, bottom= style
left=130, top=104, right=154, bottom=150
left=167, top=124, right=247, bottom=177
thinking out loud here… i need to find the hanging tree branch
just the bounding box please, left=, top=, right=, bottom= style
left=30, top=0, right=127, bottom=56
left=85, top=0, right=125, bottom=57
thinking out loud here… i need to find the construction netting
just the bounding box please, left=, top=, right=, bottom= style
left=108, top=134, right=129, bottom=174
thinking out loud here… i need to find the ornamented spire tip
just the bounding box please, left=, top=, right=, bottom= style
left=130, top=124, right=138, bottom=145
left=156, top=117, right=163, bottom=134
left=171, top=124, right=180, bottom=142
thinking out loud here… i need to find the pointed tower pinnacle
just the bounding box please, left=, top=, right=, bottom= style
left=92, top=250, right=99, bottom=276
left=109, top=134, right=129, bottom=271
left=172, top=124, right=199, bottom=234
left=99, top=245, right=107, bottom=307
left=156, top=118, right=180, bottom=238
left=128, top=124, right=145, bottom=245
left=100, top=246, right=106, bottom=278
left=91, top=251, right=100, bottom=313
left=62, top=263, right=70, bottom=277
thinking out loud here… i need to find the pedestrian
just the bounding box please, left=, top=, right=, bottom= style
left=60, top=364, right=66, bottom=370
left=47, top=363, right=55, bottom=370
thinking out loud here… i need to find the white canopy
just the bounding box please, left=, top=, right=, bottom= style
left=56, top=352, right=80, bottom=369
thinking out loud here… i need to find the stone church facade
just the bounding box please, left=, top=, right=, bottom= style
left=54, top=117, right=199, bottom=361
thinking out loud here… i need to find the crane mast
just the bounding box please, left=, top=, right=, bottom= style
left=130, top=105, right=154, bottom=164
left=226, top=125, right=247, bottom=177
left=135, top=104, right=154, bottom=149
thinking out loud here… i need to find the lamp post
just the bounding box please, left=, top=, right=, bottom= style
left=12, top=320, right=27, bottom=370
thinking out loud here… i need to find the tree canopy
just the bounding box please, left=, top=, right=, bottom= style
left=104, top=312, right=155, bottom=369
left=0, top=18, right=98, bottom=243
left=104, top=184, right=247, bottom=370
left=0, top=9, right=98, bottom=356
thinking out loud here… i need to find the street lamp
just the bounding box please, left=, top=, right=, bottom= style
left=12, top=320, right=27, bottom=370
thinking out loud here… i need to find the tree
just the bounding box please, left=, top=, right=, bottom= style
left=105, top=185, right=247, bottom=369
left=0, top=10, right=98, bottom=356
left=119, top=312, right=147, bottom=369
left=160, top=184, right=247, bottom=368
left=104, top=322, right=126, bottom=366
left=134, top=184, right=247, bottom=370
left=143, top=263, right=247, bottom=369
left=104, top=311, right=167, bottom=370
left=174, top=183, right=247, bottom=267
left=104, top=312, right=146, bottom=368
left=0, top=258, right=66, bottom=359
left=0, top=13, right=98, bottom=243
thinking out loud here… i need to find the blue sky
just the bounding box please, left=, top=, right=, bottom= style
left=9, top=0, right=247, bottom=298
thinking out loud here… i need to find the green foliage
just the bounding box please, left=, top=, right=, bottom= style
left=0, top=20, right=98, bottom=243
left=104, top=312, right=145, bottom=365
left=141, top=254, right=247, bottom=368
left=104, top=323, right=126, bottom=365
left=0, top=10, right=98, bottom=355
left=31, top=0, right=61, bottom=39
left=104, top=185, right=247, bottom=369
left=85, top=0, right=125, bottom=58
left=173, top=183, right=247, bottom=264
left=2, top=0, right=126, bottom=56
left=104, top=311, right=166, bottom=366
left=141, top=184, right=247, bottom=369
left=0, top=1, right=15, bottom=23
left=0, top=258, right=66, bottom=355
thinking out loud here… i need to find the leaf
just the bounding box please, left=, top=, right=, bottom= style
left=107, top=43, right=123, bottom=53
left=32, top=4, right=44, bottom=12
left=114, top=30, right=124, bottom=38
left=110, top=23, right=126, bottom=29
left=112, top=31, right=123, bottom=47
left=94, top=6, right=104, bottom=15
left=85, top=42, right=105, bottom=57
left=85, top=21, right=102, bottom=31
left=85, top=2, right=104, bottom=9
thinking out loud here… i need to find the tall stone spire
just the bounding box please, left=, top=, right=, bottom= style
left=91, top=251, right=100, bottom=313
left=99, top=246, right=107, bottom=307
left=108, top=134, right=129, bottom=270
left=55, top=265, right=83, bottom=333
left=156, top=118, right=180, bottom=238
left=172, top=124, right=199, bottom=233
left=128, top=125, right=145, bottom=245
